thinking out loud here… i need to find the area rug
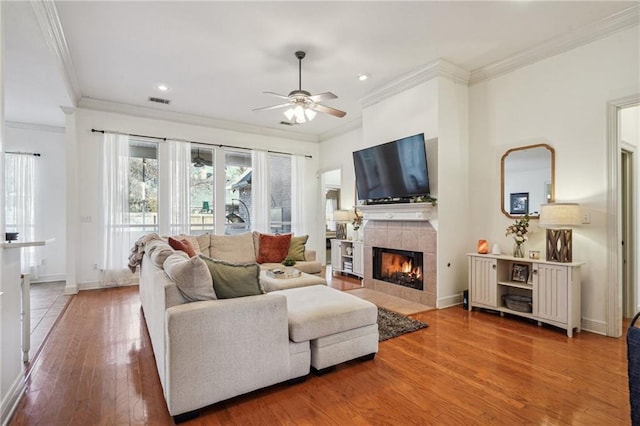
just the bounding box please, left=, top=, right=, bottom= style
left=377, top=307, right=428, bottom=342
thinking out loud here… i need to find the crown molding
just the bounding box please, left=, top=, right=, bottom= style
left=77, top=97, right=319, bottom=143
left=360, top=59, right=470, bottom=109
left=5, top=121, right=65, bottom=134
left=318, top=116, right=362, bottom=142
left=30, top=0, right=82, bottom=104
left=470, top=5, right=640, bottom=85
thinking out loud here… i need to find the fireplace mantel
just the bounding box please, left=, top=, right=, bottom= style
left=358, top=203, right=436, bottom=221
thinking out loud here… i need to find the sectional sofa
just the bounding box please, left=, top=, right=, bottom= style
left=137, top=232, right=378, bottom=421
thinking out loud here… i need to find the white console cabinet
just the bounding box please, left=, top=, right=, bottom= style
left=467, top=253, right=582, bottom=337
left=331, top=239, right=363, bottom=279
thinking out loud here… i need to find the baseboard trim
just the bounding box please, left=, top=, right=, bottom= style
left=32, top=274, right=66, bottom=284
left=580, top=317, right=608, bottom=336
left=1, top=373, right=26, bottom=425
left=437, top=293, right=463, bottom=309
left=77, top=279, right=139, bottom=291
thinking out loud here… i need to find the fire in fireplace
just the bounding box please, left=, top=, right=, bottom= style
left=373, top=247, right=423, bottom=290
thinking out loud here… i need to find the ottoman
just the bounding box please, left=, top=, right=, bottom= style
left=260, top=270, right=327, bottom=292
left=273, top=285, right=378, bottom=372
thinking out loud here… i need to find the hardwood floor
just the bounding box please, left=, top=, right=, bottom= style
left=10, top=275, right=631, bottom=425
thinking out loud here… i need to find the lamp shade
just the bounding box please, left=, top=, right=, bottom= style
left=539, top=203, right=581, bottom=227
left=333, top=209, right=351, bottom=223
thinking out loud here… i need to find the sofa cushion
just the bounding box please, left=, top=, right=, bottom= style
left=196, top=233, right=212, bottom=257
left=273, top=285, right=378, bottom=343
left=287, top=235, right=308, bottom=261
left=169, top=237, right=197, bottom=258
left=146, top=239, right=175, bottom=268
left=163, top=252, right=217, bottom=302
left=256, top=233, right=292, bottom=264
left=210, top=232, right=256, bottom=263
left=199, top=255, right=264, bottom=299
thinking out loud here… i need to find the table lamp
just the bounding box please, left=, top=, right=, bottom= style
left=333, top=210, right=350, bottom=240
left=539, top=203, right=581, bottom=262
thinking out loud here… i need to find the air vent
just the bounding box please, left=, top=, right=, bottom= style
left=148, top=96, right=171, bottom=105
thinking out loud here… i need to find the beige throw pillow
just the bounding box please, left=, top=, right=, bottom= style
left=199, top=255, right=263, bottom=299
left=163, top=252, right=217, bottom=302
left=210, top=232, right=257, bottom=263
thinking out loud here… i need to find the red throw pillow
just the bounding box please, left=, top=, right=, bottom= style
left=168, top=236, right=197, bottom=258
left=257, top=233, right=292, bottom=263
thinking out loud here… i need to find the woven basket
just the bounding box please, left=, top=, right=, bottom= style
left=503, top=294, right=532, bottom=313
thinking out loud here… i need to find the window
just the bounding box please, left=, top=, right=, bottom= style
left=269, top=154, right=291, bottom=233
left=190, top=146, right=214, bottom=235
left=128, top=140, right=158, bottom=235
left=225, top=150, right=252, bottom=235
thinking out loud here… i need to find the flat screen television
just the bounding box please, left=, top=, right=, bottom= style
left=353, top=133, right=429, bottom=202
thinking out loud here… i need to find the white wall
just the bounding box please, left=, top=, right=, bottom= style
left=68, top=107, right=320, bottom=289
left=5, top=124, right=66, bottom=282
left=320, top=75, right=470, bottom=307
left=469, top=26, right=640, bottom=333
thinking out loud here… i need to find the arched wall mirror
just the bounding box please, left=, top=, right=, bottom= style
left=501, top=143, right=555, bottom=219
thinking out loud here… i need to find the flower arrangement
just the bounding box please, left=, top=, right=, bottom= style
left=352, top=209, right=363, bottom=231
left=505, top=215, right=530, bottom=245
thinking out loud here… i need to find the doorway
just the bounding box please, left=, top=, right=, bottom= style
left=608, top=98, right=640, bottom=337
left=321, top=169, right=341, bottom=265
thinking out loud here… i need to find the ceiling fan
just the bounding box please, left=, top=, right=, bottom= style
left=253, top=51, right=347, bottom=125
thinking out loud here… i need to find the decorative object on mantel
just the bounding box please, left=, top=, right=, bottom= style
left=5, top=232, right=18, bottom=242
left=377, top=307, right=428, bottom=342
left=477, top=240, right=489, bottom=254
left=412, top=195, right=438, bottom=206
left=351, top=207, right=363, bottom=241
left=539, top=202, right=581, bottom=262
left=505, top=214, right=530, bottom=258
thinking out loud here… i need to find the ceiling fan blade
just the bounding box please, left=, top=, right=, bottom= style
left=307, top=92, right=337, bottom=102
left=252, top=103, right=291, bottom=112
left=313, top=103, right=347, bottom=118
left=263, top=91, right=291, bottom=100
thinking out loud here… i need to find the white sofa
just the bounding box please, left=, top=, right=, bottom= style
left=139, top=250, right=311, bottom=421
left=138, top=232, right=377, bottom=422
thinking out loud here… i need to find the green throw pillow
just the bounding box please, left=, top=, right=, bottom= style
left=199, top=255, right=263, bottom=299
left=287, top=235, right=308, bottom=261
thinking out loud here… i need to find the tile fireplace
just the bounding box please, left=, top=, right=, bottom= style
left=362, top=213, right=437, bottom=307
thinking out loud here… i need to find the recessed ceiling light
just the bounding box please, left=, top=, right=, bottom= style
left=157, top=84, right=169, bottom=91
left=357, top=73, right=369, bottom=81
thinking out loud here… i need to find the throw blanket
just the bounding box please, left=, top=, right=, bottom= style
left=128, top=233, right=161, bottom=273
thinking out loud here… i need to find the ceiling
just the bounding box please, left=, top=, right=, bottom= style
left=5, top=1, right=639, bottom=140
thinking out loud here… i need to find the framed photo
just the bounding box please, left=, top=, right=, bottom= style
left=510, top=192, right=529, bottom=215
left=511, top=263, right=530, bottom=283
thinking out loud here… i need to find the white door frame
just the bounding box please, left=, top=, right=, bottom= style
left=606, top=94, right=640, bottom=337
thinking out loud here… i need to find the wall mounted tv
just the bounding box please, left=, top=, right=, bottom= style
left=353, top=133, right=430, bottom=203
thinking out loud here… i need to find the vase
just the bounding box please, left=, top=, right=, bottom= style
left=513, top=242, right=525, bottom=258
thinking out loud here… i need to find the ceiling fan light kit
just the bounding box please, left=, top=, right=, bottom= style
left=254, top=51, right=346, bottom=125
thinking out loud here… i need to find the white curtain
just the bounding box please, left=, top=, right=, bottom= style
left=291, top=155, right=307, bottom=236
left=166, top=139, right=191, bottom=235
left=101, top=133, right=133, bottom=286
left=5, top=153, right=37, bottom=274
left=251, top=150, right=270, bottom=232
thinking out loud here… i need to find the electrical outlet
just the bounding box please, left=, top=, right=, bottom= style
left=92, top=263, right=98, bottom=270
left=582, top=211, right=591, bottom=224
left=41, top=259, right=46, bottom=265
